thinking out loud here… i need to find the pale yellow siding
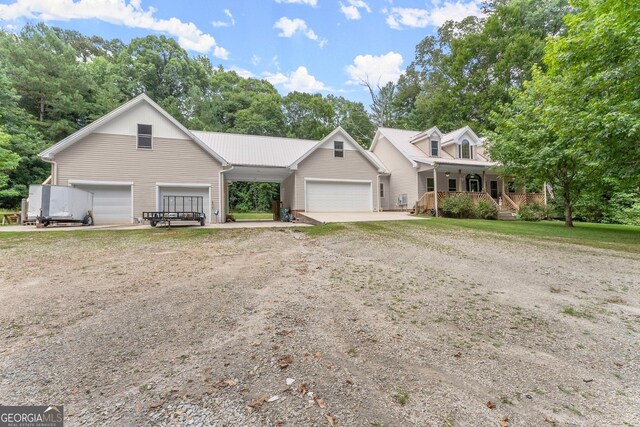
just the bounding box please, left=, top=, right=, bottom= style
left=378, top=175, right=390, bottom=211
left=372, top=136, right=418, bottom=209
left=293, top=148, right=379, bottom=211
left=55, top=133, right=223, bottom=219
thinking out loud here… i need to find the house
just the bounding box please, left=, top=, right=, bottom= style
left=39, top=94, right=385, bottom=224
left=38, top=94, right=544, bottom=224
left=369, top=126, right=545, bottom=215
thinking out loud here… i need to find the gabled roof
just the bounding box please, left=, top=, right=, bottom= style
left=409, top=126, right=443, bottom=143
left=39, top=94, right=229, bottom=165
left=289, top=126, right=386, bottom=173
left=441, top=125, right=481, bottom=146
left=192, top=131, right=316, bottom=168
left=371, top=126, right=496, bottom=168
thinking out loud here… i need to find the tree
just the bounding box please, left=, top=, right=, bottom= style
left=399, top=0, right=570, bottom=132
left=363, top=80, right=400, bottom=128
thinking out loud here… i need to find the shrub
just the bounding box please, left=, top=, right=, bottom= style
left=440, top=194, right=475, bottom=218
left=474, top=199, right=498, bottom=219
left=518, top=202, right=548, bottom=221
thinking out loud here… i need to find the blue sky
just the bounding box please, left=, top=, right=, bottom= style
left=0, top=0, right=483, bottom=105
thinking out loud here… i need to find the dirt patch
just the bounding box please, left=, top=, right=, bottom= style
left=0, top=225, right=638, bottom=426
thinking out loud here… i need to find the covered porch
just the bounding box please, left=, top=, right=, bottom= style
left=415, top=162, right=545, bottom=215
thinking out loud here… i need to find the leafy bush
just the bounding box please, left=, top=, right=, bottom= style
left=440, top=194, right=475, bottom=218
left=518, top=202, right=548, bottom=221
left=475, top=199, right=498, bottom=219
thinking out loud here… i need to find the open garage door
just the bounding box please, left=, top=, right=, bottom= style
left=72, top=183, right=132, bottom=224
left=306, top=180, right=372, bottom=212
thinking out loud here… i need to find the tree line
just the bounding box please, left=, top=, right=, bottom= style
left=0, top=24, right=373, bottom=211
left=1, top=0, right=638, bottom=224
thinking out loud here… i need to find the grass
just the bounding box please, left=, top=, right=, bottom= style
left=229, top=212, right=272, bottom=220
left=562, top=306, right=594, bottom=320
left=415, top=218, right=640, bottom=252
left=393, top=387, right=410, bottom=406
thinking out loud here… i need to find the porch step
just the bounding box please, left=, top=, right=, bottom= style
left=498, top=211, right=517, bottom=221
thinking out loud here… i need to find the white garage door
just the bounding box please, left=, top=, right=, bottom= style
left=158, top=186, right=209, bottom=216
left=306, top=180, right=371, bottom=212
left=73, top=184, right=132, bottom=224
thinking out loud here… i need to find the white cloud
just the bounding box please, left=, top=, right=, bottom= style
left=214, top=46, right=229, bottom=60
left=345, top=51, right=404, bottom=85
left=384, top=1, right=483, bottom=29
left=229, top=66, right=255, bottom=79
left=263, top=66, right=331, bottom=93
left=274, top=0, right=317, bottom=6
left=251, top=54, right=261, bottom=66
left=212, top=9, right=235, bottom=28
left=340, top=0, right=371, bottom=20
left=273, top=16, right=326, bottom=47
left=0, top=0, right=228, bottom=57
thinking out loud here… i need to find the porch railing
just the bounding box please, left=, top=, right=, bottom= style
left=507, top=193, right=545, bottom=208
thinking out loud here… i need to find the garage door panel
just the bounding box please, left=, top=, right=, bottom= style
left=306, top=181, right=371, bottom=212
left=73, top=184, right=132, bottom=224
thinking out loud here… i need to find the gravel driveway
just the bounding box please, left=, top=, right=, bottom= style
left=0, top=224, right=638, bottom=426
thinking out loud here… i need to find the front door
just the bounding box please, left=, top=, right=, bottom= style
left=468, top=179, right=480, bottom=192
left=490, top=181, right=498, bottom=198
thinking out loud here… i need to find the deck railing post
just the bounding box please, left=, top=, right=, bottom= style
left=433, top=166, right=438, bottom=216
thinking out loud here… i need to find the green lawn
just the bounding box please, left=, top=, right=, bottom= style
left=298, top=218, right=640, bottom=253
left=229, top=212, right=273, bottom=220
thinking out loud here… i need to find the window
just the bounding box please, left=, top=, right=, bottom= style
left=426, top=177, right=435, bottom=192
left=379, top=183, right=384, bottom=198
left=431, top=140, right=439, bottom=157
left=334, top=141, right=344, bottom=158
left=137, top=124, right=152, bottom=149
left=448, top=178, right=457, bottom=192
left=459, top=139, right=471, bottom=159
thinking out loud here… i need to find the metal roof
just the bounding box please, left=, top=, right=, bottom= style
left=191, top=131, right=317, bottom=168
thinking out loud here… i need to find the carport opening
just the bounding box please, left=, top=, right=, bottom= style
left=228, top=181, right=281, bottom=222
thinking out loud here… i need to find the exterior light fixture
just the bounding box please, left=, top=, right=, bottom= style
left=445, top=171, right=450, bottom=177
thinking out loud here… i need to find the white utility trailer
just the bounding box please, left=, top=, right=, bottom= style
left=28, top=185, right=94, bottom=227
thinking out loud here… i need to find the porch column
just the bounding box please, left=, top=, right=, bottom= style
left=543, top=181, right=548, bottom=205
left=482, top=171, right=486, bottom=192
left=458, top=169, right=463, bottom=192
left=433, top=166, right=438, bottom=216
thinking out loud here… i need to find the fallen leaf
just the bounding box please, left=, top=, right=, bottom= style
left=314, top=397, right=326, bottom=409
left=486, top=401, right=496, bottom=409
left=246, top=395, right=268, bottom=412
left=543, top=416, right=557, bottom=425
left=582, top=379, right=593, bottom=383
left=267, top=395, right=279, bottom=402
left=279, top=354, right=293, bottom=369
left=324, top=413, right=336, bottom=427
left=501, top=416, right=509, bottom=427
left=213, top=379, right=237, bottom=388
left=454, top=352, right=462, bottom=358
left=346, top=379, right=353, bottom=385
left=297, top=384, right=308, bottom=395
left=277, top=330, right=294, bottom=338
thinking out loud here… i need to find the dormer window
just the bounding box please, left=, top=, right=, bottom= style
left=459, top=139, right=472, bottom=159
left=137, top=124, right=152, bottom=149
left=334, top=141, right=344, bottom=158
left=431, top=140, right=439, bottom=157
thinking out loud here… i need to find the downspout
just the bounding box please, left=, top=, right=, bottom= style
left=42, top=157, right=58, bottom=185
left=218, top=166, right=234, bottom=223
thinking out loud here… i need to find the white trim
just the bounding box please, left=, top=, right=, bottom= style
left=156, top=182, right=213, bottom=224
left=303, top=178, right=373, bottom=212
left=69, top=180, right=135, bottom=224
left=69, top=179, right=134, bottom=186
left=39, top=94, right=229, bottom=166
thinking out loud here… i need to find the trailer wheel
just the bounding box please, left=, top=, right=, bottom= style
left=82, top=214, right=93, bottom=226
left=150, top=221, right=157, bottom=227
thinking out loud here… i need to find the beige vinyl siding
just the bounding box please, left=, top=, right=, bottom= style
left=414, top=135, right=439, bottom=157
left=293, top=148, right=378, bottom=211
left=55, top=133, right=223, bottom=219
left=281, top=173, right=295, bottom=210
left=442, top=144, right=457, bottom=158
left=371, top=136, right=418, bottom=209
